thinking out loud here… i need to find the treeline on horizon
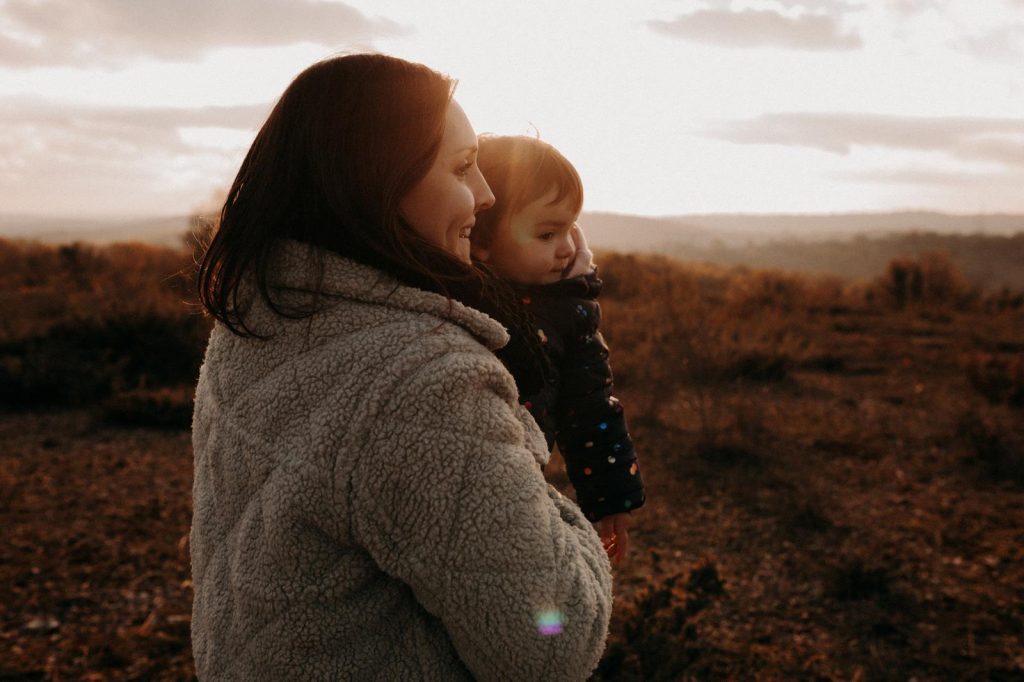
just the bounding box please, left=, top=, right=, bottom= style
left=666, top=231, right=1024, bottom=291
left=0, top=231, right=1021, bottom=419
left=1, top=213, right=1022, bottom=291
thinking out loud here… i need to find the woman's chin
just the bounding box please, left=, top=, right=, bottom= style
left=453, top=239, right=472, bottom=264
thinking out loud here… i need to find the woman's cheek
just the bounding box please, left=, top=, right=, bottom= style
left=462, top=184, right=477, bottom=216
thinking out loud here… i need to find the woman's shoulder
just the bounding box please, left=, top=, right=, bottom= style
left=272, top=240, right=509, bottom=349
left=201, top=248, right=517, bottom=421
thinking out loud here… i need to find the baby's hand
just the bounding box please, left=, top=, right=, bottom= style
left=599, top=512, right=632, bottom=565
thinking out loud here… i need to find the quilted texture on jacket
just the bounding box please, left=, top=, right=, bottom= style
left=190, top=240, right=613, bottom=680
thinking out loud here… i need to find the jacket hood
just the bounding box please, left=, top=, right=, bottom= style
left=264, top=239, right=510, bottom=350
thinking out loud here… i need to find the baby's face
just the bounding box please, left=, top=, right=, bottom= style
left=473, top=187, right=578, bottom=285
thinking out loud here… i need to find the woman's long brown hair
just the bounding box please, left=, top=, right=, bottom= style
left=197, top=53, right=484, bottom=337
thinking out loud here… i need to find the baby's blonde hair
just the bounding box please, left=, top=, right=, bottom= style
left=472, top=135, right=583, bottom=249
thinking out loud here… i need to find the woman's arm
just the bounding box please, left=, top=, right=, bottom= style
left=349, top=351, right=612, bottom=681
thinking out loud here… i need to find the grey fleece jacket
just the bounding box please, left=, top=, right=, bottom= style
left=190, top=240, right=613, bottom=681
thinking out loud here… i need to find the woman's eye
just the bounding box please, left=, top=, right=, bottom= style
left=456, top=160, right=473, bottom=177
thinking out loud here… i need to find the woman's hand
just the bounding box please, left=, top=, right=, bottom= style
left=599, top=512, right=631, bottom=564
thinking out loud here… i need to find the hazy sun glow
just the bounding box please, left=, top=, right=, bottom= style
left=0, top=0, right=1022, bottom=217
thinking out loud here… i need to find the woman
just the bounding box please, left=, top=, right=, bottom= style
left=190, top=54, right=612, bottom=680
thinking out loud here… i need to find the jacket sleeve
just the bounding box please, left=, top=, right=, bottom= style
left=554, top=297, right=646, bottom=522
left=349, top=351, right=612, bottom=681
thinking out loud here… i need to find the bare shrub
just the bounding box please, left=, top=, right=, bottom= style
left=956, top=408, right=1024, bottom=486
left=983, top=287, right=1024, bottom=313
left=102, top=386, right=195, bottom=430
left=600, top=253, right=815, bottom=458
left=0, top=239, right=210, bottom=408
left=874, top=252, right=976, bottom=310
left=964, top=353, right=1024, bottom=407
left=723, top=269, right=809, bottom=315
left=0, top=460, right=26, bottom=513
left=0, top=312, right=209, bottom=408
left=831, top=558, right=893, bottom=602
left=183, top=213, right=218, bottom=269
left=803, top=274, right=854, bottom=314
left=594, top=561, right=727, bottom=681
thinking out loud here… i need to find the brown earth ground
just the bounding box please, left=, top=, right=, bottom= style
left=2, top=285, right=1023, bottom=680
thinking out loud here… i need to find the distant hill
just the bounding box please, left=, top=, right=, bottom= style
left=3, top=210, right=1023, bottom=249
left=0, top=214, right=192, bottom=248
left=676, top=232, right=1024, bottom=290
left=581, top=211, right=1024, bottom=251
left=2, top=210, right=1022, bottom=289
left=581, top=212, right=1024, bottom=290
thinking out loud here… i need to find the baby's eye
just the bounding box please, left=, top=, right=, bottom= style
left=538, top=232, right=555, bottom=241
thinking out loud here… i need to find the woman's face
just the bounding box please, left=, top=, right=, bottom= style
left=400, top=100, right=495, bottom=263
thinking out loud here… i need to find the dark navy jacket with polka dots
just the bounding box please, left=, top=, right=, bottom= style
left=496, top=269, right=646, bottom=523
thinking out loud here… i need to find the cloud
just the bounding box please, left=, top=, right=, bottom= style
left=832, top=167, right=1021, bottom=188
left=646, top=8, right=862, bottom=50
left=889, top=0, right=944, bottom=16
left=702, top=112, right=1024, bottom=166
left=0, top=96, right=269, bottom=214
left=0, top=0, right=405, bottom=67
left=961, top=23, right=1024, bottom=62
left=3, top=97, right=270, bottom=128
left=698, top=0, right=864, bottom=13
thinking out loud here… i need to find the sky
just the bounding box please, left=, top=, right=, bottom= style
left=0, top=0, right=1022, bottom=219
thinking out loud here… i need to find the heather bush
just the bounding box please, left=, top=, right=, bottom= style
left=874, top=252, right=976, bottom=310
left=723, top=269, right=809, bottom=314
left=102, top=386, right=195, bottom=430
left=0, top=310, right=209, bottom=408
left=0, top=238, right=209, bottom=408
left=593, top=561, right=726, bottom=681
left=956, top=407, right=1024, bottom=486
left=963, top=352, right=1024, bottom=407
left=983, top=287, right=1024, bottom=312
left=599, top=253, right=814, bottom=456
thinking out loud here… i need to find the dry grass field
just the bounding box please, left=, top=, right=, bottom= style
left=1, top=237, right=1022, bottom=680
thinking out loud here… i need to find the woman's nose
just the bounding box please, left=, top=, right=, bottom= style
left=473, top=169, right=495, bottom=212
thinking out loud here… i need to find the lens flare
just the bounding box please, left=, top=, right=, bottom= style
left=535, top=609, right=564, bottom=636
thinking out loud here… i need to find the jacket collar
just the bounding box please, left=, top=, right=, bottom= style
left=266, top=239, right=510, bottom=350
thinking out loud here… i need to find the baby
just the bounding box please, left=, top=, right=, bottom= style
left=471, top=135, right=645, bottom=563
